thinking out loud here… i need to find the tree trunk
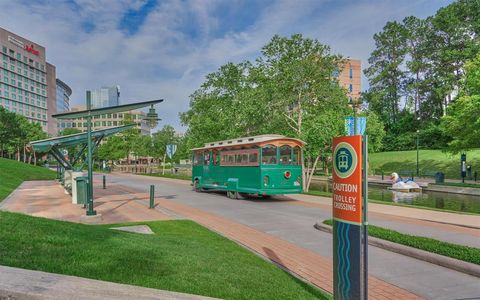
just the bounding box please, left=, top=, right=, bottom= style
left=23, top=145, right=27, bottom=163
left=162, top=153, right=167, bottom=175
left=304, top=154, right=321, bottom=192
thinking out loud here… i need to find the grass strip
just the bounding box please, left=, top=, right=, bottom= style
left=322, top=219, right=480, bottom=265
left=0, top=158, right=56, bottom=202
left=434, top=182, right=480, bottom=189
left=0, top=211, right=329, bottom=300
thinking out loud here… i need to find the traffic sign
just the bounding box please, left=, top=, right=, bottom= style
left=332, top=136, right=362, bottom=224
left=332, top=135, right=367, bottom=300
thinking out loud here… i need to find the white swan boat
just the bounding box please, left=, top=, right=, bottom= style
left=388, top=172, right=422, bottom=192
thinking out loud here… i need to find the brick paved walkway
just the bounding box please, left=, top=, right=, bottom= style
left=0, top=180, right=170, bottom=224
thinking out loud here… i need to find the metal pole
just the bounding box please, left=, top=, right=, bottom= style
left=416, top=131, right=419, bottom=177
left=86, top=91, right=96, bottom=216
left=362, top=135, right=369, bottom=300
left=149, top=185, right=154, bottom=209
left=103, top=175, right=106, bottom=189
left=353, top=103, right=357, bottom=135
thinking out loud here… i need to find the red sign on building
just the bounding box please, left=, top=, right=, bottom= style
left=25, top=44, right=39, bottom=56
left=332, top=135, right=363, bottom=225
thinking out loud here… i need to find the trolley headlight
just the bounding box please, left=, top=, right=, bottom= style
left=284, top=171, right=291, bottom=179
left=263, top=175, right=269, bottom=186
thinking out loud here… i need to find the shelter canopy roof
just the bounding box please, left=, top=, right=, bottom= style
left=30, top=125, right=135, bottom=153
left=52, top=99, right=163, bottom=119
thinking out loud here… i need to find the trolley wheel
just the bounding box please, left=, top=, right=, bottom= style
left=237, top=192, right=249, bottom=200
left=194, top=180, right=202, bottom=192
left=227, top=191, right=240, bottom=199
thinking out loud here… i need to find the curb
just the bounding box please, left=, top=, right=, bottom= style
left=314, top=222, right=480, bottom=278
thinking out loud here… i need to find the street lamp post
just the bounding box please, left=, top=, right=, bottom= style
left=86, top=91, right=96, bottom=216
left=348, top=98, right=360, bottom=135
left=416, top=129, right=419, bottom=177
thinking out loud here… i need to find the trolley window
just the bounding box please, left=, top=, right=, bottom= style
left=262, top=145, right=277, bottom=165
left=193, top=152, right=203, bottom=165
left=293, top=146, right=301, bottom=165
left=203, top=152, right=210, bottom=165
left=280, top=145, right=292, bottom=165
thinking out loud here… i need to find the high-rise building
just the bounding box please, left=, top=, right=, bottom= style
left=0, top=26, right=57, bottom=135
left=337, top=59, right=361, bottom=101
left=56, top=78, right=72, bottom=132
left=90, top=85, right=120, bottom=108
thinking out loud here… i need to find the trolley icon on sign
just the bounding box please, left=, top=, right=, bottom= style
left=337, top=150, right=349, bottom=171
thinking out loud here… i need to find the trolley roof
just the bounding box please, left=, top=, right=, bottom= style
left=192, top=134, right=305, bottom=151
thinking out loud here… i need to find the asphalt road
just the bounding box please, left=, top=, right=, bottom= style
left=102, top=173, right=480, bottom=300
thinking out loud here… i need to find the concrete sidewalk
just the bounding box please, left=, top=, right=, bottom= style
left=0, top=265, right=216, bottom=300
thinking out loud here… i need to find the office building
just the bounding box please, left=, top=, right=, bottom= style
left=337, top=59, right=361, bottom=101
left=0, top=26, right=57, bottom=135
left=90, top=85, right=120, bottom=108
left=56, top=78, right=73, bottom=132
left=69, top=105, right=150, bottom=135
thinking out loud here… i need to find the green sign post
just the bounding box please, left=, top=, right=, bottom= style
left=52, top=94, right=164, bottom=216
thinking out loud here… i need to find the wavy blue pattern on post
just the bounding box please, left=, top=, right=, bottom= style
left=344, top=223, right=352, bottom=299
left=340, top=222, right=347, bottom=299
left=336, top=221, right=343, bottom=299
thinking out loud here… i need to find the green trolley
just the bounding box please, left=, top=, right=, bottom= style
left=192, top=135, right=305, bottom=199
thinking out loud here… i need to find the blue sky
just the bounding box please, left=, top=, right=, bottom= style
left=0, top=0, right=453, bottom=131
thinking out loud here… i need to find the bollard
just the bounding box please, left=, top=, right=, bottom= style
left=103, top=175, right=106, bottom=189
left=381, top=171, right=384, bottom=181
left=475, top=171, right=478, bottom=182
left=149, top=185, right=154, bottom=209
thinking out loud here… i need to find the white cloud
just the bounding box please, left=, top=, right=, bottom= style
left=0, top=0, right=454, bottom=131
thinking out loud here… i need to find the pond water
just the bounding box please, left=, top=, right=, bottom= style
left=310, top=180, right=480, bottom=214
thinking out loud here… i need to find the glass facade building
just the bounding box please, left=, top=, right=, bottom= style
left=56, top=78, right=72, bottom=131
left=91, top=85, right=120, bottom=108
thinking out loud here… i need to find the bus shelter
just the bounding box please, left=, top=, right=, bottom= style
left=30, top=125, right=136, bottom=205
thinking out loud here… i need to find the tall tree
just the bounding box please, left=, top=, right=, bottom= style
left=442, top=54, right=480, bottom=153
left=365, top=21, right=408, bottom=129
left=254, top=34, right=349, bottom=190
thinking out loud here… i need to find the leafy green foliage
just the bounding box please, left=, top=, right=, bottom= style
left=442, top=54, right=480, bottom=153
left=323, top=219, right=480, bottom=265
left=181, top=34, right=357, bottom=190
left=0, top=106, right=47, bottom=161
left=364, top=0, right=480, bottom=151
left=0, top=211, right=328, bottom=299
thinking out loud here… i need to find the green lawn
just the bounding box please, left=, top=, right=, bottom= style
left=369, top=149, right=480, bottom=179
left=0, top=158, right=56, bottom=201
left=323, top=219, right=480, bottom=265
left=434, top=182, right=480, bottom=189
left=0, top=212, right=328, bottom=300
